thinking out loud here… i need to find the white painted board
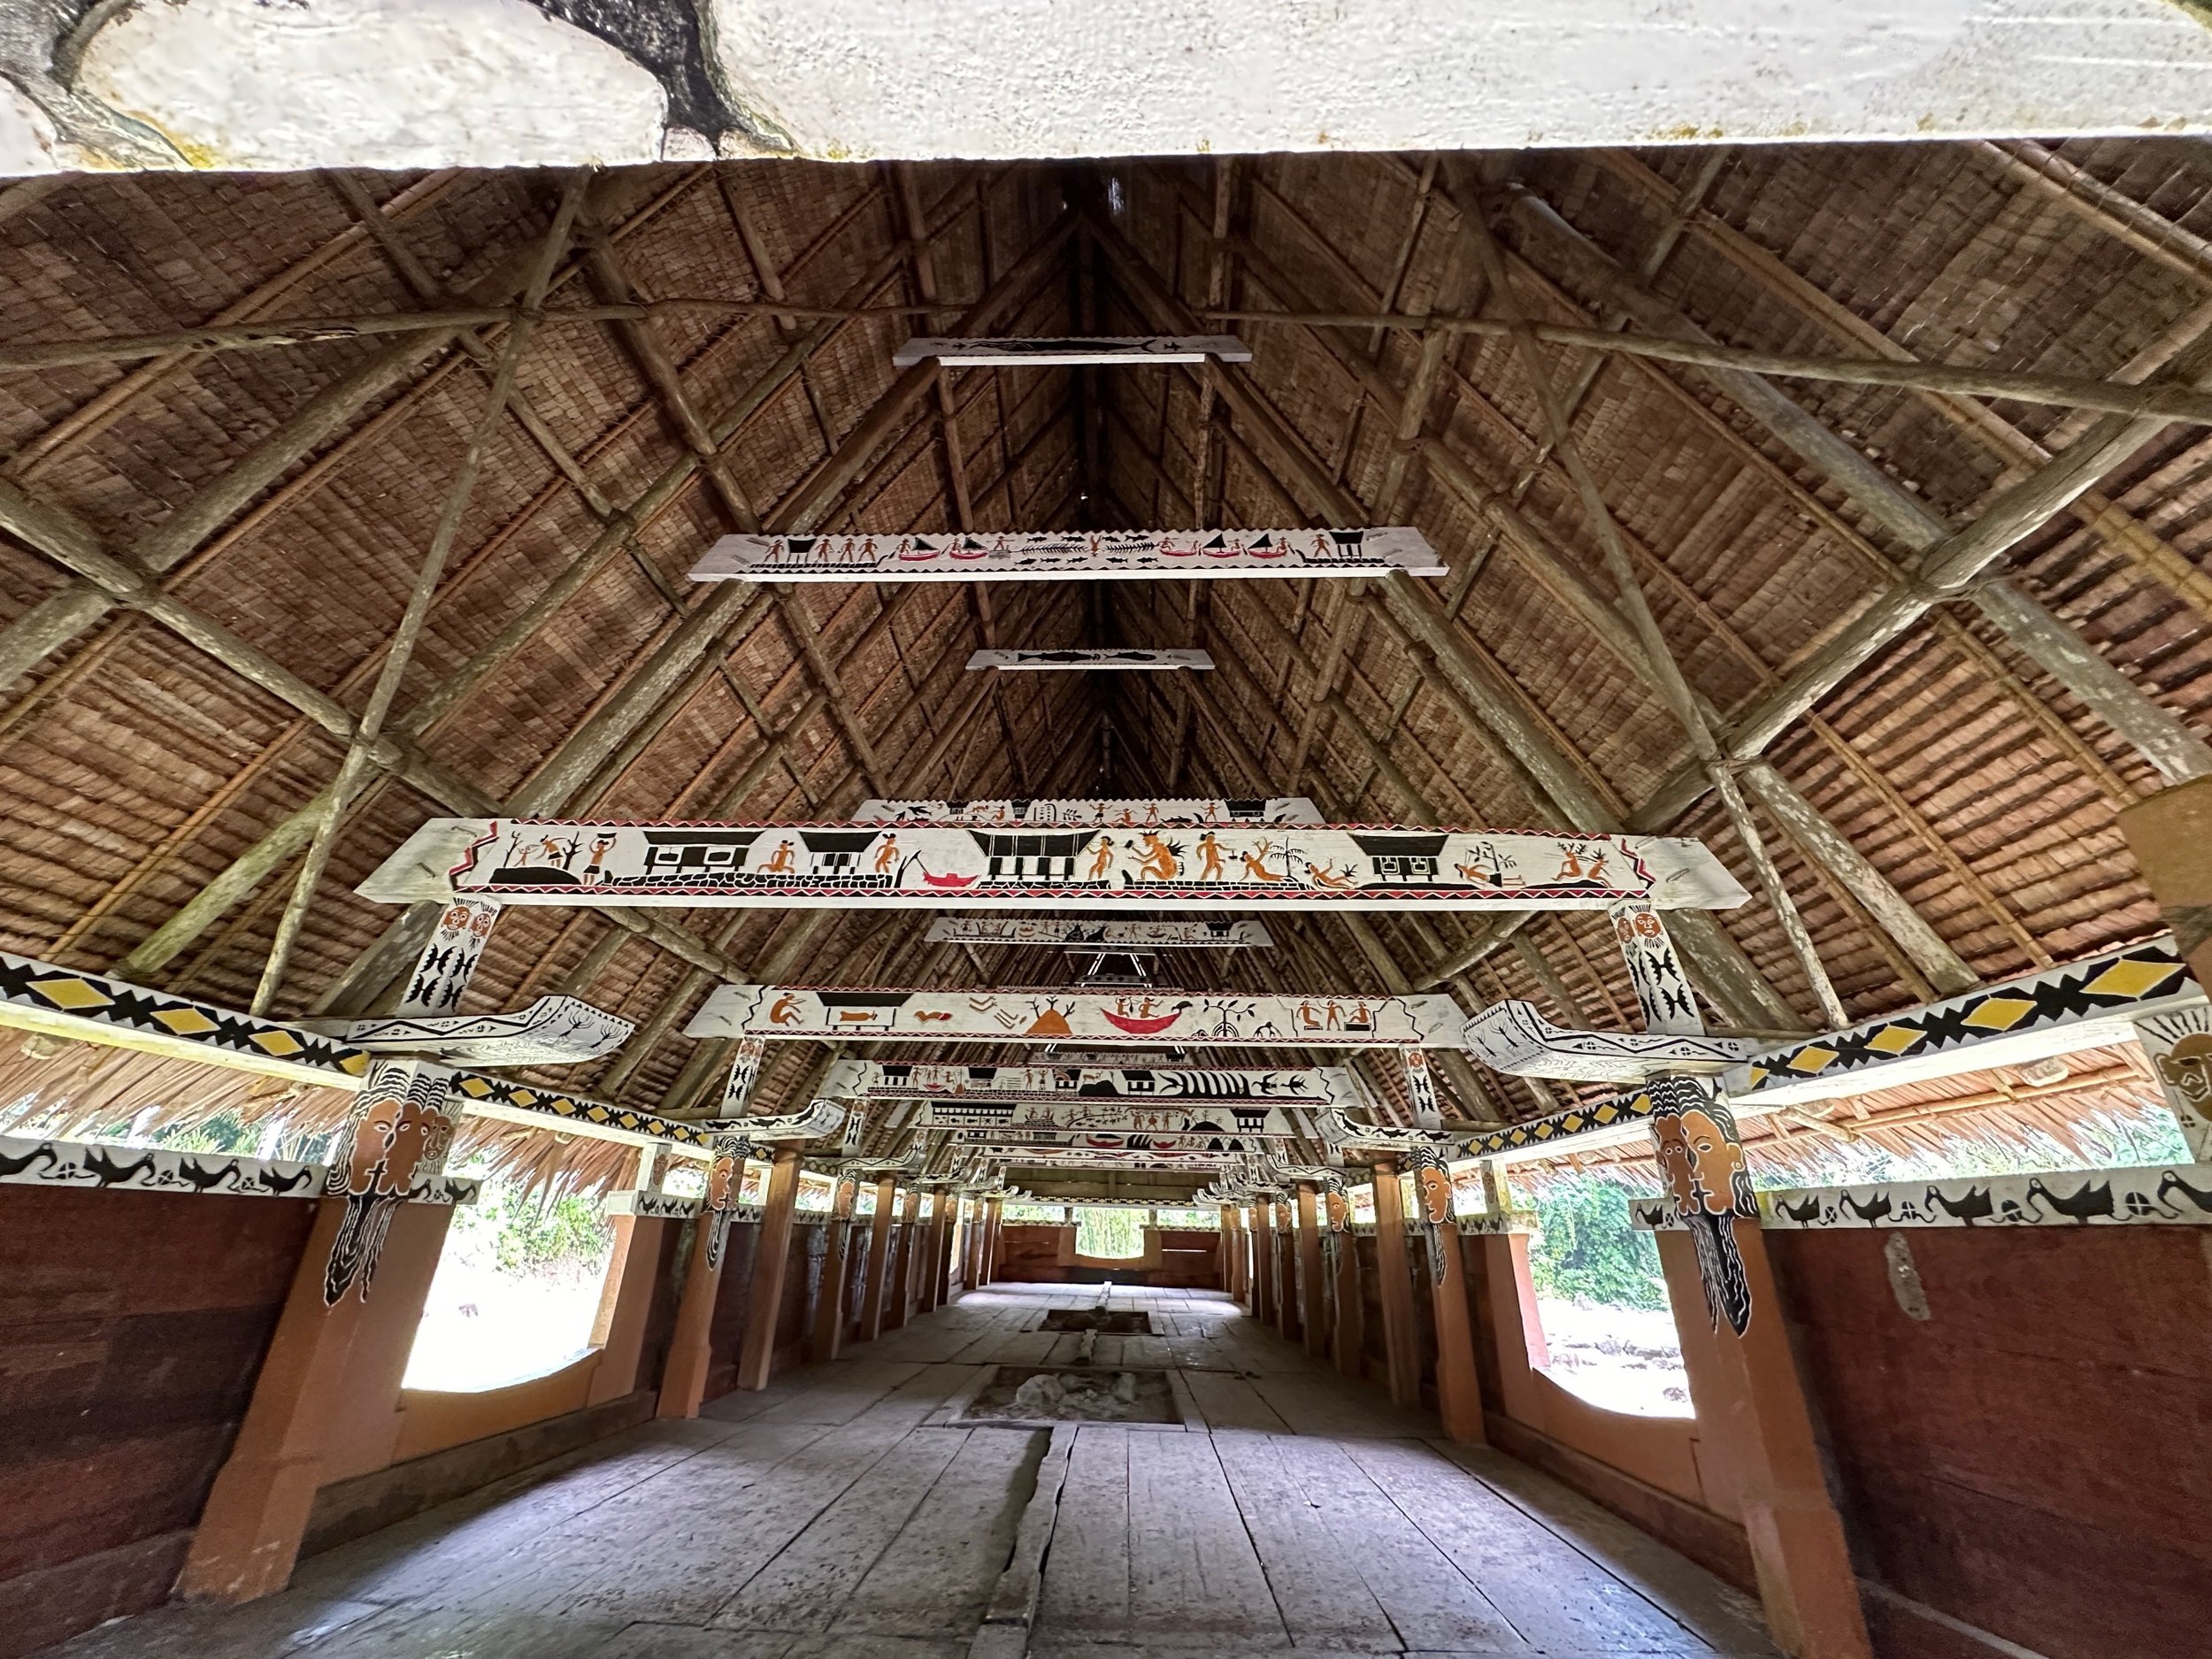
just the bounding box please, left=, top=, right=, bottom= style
left=687, top=527, right=1445, bottom=582
left=922, top=917, right=1272, bottom=948
left=966, top=648, right=1214, bottom=671
left=893, top=334, right=1250, bottom=365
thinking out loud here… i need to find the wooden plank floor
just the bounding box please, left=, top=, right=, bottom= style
left=36, top=1284, right=1777, bottom=1659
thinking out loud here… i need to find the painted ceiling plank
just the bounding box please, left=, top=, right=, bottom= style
left=1731, top=938, right=2205, bottom=1106
left=357, top=818, right=1751, bottom=912
left=967, top=648, right=1216, bottom=671
left=687, top=527, right=1446, bottom=583
left=857, top=796, right=1320, bottom=825
left=687, top=985, right=1467, bottom=1047
left=922, top=918, right=1273, bottom=949
left=893, top=334, right=1252, bottom=366
left=1461, top=998, right=1757, bottom=1082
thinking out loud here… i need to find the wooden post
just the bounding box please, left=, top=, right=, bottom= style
left=177, top=1199, right=454, bottom=1601
left=924, top=1189, right=953, bottom=1309
left=737, top=1148, right=803, bottom=1391
left=891, top=1187, right=923, bottom=1327
left=657, top=1203, right=727, bottom=1418
left=1265, top=1203, right=1283, bottom=1336
left=1217, top=1203, right=1238, bottom=1298
left=963, top=1195, right=987, bottom=1288
left=857, top=1176, right=899, bottom=1340
left=1326, top=1186, right=1365, bottom=1379
left=1370, top=1161, right=1423, bottom=1410
left=1294, top=1182, right=1330, bottom=1359
left=981, top=1196, right=1002, bottom=1285
left=1276, top=1196, right=1304, bottom=1346
left=808, top=1175, right=856, bottom=1363
left=1650, top=1081, right=1871, bottom=1659
left=1409, top=1152, right=1486, bottom=1444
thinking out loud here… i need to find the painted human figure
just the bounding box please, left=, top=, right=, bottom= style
left=1197, top=831, right=1225, bottom=881
left=1241, top=840, right=1285, bottom=882
left=872, top=834, right=899, bottom=876
left=764, top=839, right=798, bottom=875
left=2135, top=1007, right=2212, bottom=1157
left=1647, top=1077, right=1757, bottom=1335
left=584, top=834, right=615, bottom=879
left=768, top=991, right=803, bottom=1025
left=1136, top=833, right=1179, bottom=881
left=322, top=1058, right=461, bottom=1304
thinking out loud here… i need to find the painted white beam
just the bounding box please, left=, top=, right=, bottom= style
left=858, top=796, right=1318, bottom=825
left=687, top=985, right=1468, bottom=1047
left=967, top=648, right=1215, bottom=671
left=358, top=818, right=1753, bottom=913
left=688, top=527, right=1446, bottom=582
left=893, top=334, right=1250, bottom=365
left=824, top=1058, right=1356, bottom=1117
left=922, top=918, right=1271, bottom=949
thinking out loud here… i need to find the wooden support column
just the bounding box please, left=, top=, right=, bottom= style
left=892, top=1188, right=923, bottom=1326
left=178, top=1198, right=454, bottom=1601
left=1370, top=1161, right=1423, bottom=1410
left=923, top=1190, right=953, bottom=1309
left=857, top=1176, right=900, bottom=1340
left=1651, top=1083, right=1870, bottom=1659
left=1409, top=1153, right=1486, bottom=1444
left=1274, top=1196, right=1303, bottom=1345
left=1294, top=1182, right=1331, bottom=1359
left=980, top=1197, right=1002, bottom=1286
left=1325, top=1187, right=1366, bottom=1380
left=736, top=1148, right=803, bottom=1391
left=963, top=1196, right=987, bottom=1288
left=1217, top=1203, right=1238, bottom=1298
left=808, top=1175, right=856, bottom=1363
left=656, top=1202, right=727, bottom=1419
left=1251, top=1200, right=1278, bottom=1325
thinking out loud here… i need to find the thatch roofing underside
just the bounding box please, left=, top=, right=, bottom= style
left=0, top=140, right=2207, bottom=1187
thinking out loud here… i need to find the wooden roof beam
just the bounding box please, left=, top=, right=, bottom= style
left=1492, top=181, right=2212, bottom=807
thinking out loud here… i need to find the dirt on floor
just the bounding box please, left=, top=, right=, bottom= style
left=960, top=1364, right=1179, bottom=1425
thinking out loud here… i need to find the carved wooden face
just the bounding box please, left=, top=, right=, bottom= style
left=1414, top=1161, right=1453, bottom=1225
left=707, top=1152, right=738, bottom=1210
left=1656, top=1107, right=1747, bottom=1218
left=344, top=1080, right=443, bottom=1198
left=2155, top=1032, right=2212, bottom=1110
left=1325, top=1188, right=1348, bottom=1230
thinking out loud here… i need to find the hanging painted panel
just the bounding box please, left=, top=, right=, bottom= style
left=821, top=1058, right=1355, bottom=1115
left=951, top=1129, right=1276, bottom=1154
left=689, top=986, right=1465, bottom=1047
left=893, top=334, right=1253, bottom=366
left=358, top=819, right=1750, bottom=913
left=857, top=796, right=1320, bottom=826
left=687, top=527, right=1446, bottom=583
left=966, top=648, right=1215, bottom=671
left=923, top=918, right=1273, bottom=949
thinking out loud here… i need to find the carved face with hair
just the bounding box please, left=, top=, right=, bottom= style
left=1654, top=1106, right=1748, bottom=1219
left=342, top=1071, right=448, bottom=1199
left=707, top=1149, right=740, bottom=1211
left=1413, top=1158, right=1454, bottom=1225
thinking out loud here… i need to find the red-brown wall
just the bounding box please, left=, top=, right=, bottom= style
left=1767, top=1225, right=2212, bottom=1659
left=989, top=1225, right=1224, bottom=1288
left=0, top=1186, right=314, bottom=1659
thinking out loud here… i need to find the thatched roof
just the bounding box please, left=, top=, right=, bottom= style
left=2, top=140, right=2208, bottom=1191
